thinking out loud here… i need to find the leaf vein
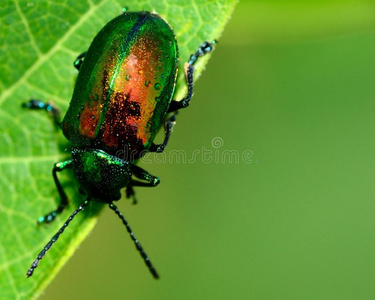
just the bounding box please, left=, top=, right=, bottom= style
left=0, top=0, right=108, bottom=107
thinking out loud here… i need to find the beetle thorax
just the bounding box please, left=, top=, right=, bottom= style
left=71, top=147, right=132, bottom=202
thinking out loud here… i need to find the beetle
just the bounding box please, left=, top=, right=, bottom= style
left=23, top=10, right=216, bottom=279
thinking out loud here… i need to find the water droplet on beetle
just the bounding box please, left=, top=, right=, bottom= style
left=145, top=80, right=150, bottom=87
left=154, top=83, right=161, bottom=90
left=125, top=75, right=131, bottom=81
left=138, top=70, right=143, bottom=75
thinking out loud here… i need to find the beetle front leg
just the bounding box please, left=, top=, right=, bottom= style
left=38, top=159, right=73, bottom=224
left=131, top=165, right=160, bottom=187
left=168, top=40, right=216, bottom=113
left=126, top=165, right=160, bottom=204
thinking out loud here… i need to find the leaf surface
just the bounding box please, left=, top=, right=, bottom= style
left=0, top=0, right=237, bottom=298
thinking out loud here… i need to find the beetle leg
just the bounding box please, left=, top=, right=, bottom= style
left=73, top=51, right=87, bottom=70
left=167, top=63, right=194, bottom=112
left=149, top=114, right=176, bottom=153
left=131, top=165, right=161, bottom=187
left=125, top=165, right=160, bottom=204
left=22, top=99, right=61, bottom=127
left=38, top=159, right=73, bottom=224
left=168, top=40, right=217, bottom=112
left=126, top=185, right=138, bottom=205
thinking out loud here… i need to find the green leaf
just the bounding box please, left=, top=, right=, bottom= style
left=0, top=0, right=237, bottom=298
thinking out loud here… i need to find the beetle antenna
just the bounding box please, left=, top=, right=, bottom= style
left=26, top=199, right=91, bottom=278
left=109, top=202, right=159, bottom=279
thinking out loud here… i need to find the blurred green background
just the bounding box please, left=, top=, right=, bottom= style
left=41, top=0, right=375, bottom=299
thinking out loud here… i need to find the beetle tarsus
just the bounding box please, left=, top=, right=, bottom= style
left=22, top=99, right=61, bottom=127
left=188, top=40, right=217, bottom=65
left=74, top=51, right=87, bottom=70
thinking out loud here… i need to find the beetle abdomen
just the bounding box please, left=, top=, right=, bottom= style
left=63, top=11, right=178, bottom=159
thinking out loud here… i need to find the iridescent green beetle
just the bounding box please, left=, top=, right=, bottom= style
left=23, top=10, right=216, bottom=278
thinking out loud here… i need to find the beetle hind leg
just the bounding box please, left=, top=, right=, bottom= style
left=22, top=99, right=61, bottom=127
left=168, top=40, right=217, bottom=113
